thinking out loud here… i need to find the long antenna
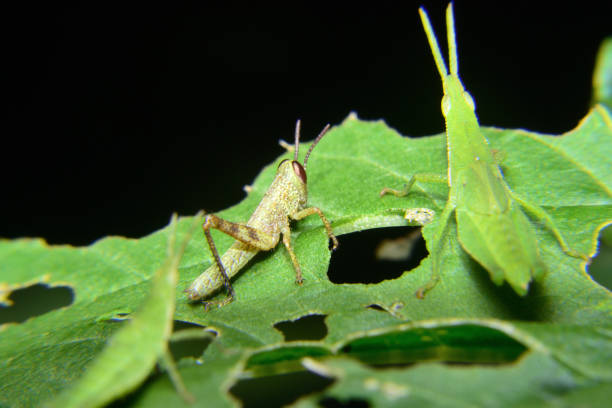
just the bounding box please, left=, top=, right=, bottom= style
left=418, top=6, right=449, bottom=80
left=447, top=3, right=458, bottom=76
left=303, top=124, right=330, bottom=170
left=293, top=119, right=301, bottom=161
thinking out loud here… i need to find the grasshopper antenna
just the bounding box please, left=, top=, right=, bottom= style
left=294, top=119, right=301, bottom=161
left=303, top=124, right=330, bottom=171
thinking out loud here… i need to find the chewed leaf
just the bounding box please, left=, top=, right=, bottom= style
left=0, top=216, right=206, bottom=406
left=592, top=37, right=612, bottom=110
left=0, top=109, right=610, bottom=405
left=296, top=354, right=574, bottom=408
left=175, top=107, right=611, bottom=338
left=47, top=214, right=201, bottom=407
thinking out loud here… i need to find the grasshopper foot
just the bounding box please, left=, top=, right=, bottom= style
left=415, top=276, right=440, bottom=299
left=329, top=235, right=339, bottom=251
left=202, top=295, right=234, bottom=311
left=379, top=185, right=409, bottom=198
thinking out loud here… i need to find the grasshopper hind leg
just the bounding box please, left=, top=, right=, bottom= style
left=201, top=225, right=236, bottom=310
left=191, top=213, right=277, bottom=309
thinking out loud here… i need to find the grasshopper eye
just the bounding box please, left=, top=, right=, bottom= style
left=442, top=94, right=451, bottom=116
left=463, top=91, right=476, bottom=111
left=292, top=161, right=307, bottom=184
left=278, top=159, right=289, bottom=169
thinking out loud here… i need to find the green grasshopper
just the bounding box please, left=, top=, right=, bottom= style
left=381, top=3, right=587, bottom=298
left=185, top=120, right=338, bottom=309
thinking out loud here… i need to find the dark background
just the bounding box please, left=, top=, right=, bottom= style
left=3, top=1, right=611, bottom=246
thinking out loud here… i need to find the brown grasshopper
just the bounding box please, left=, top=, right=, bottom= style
left=185, top=120, right=338, bottom=309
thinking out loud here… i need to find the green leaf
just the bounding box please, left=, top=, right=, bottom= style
left=45, top=214, right=200, bottom=407
left=238, top=318, right=612, bottom=377
left=593, top=37, right=612, bottom=110
left=294, top=353, right=580, bottom=408
left=128, top=340, right=244, bottom=408
left=1, top=107, right=610, bottom=406
left=176, top=107, right=611, bottom=340
left=0, top=217, right=204, bottom=407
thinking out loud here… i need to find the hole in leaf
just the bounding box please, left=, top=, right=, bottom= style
left=172, top=320, right=205, bottom=330
left=230, top=370, right=333, bottom=408
left=99, top=311, right=132, bottom=322
left=274, top=314, right=328, bottom=341
left=328, top=227, right=427, bottom=284
left=169, top=320, right=214, bottom=361
left=340, top=324, right=526, bottom=367
left=587, top=225, right=612, bottom=290
left=365, top=303, right=406, bottom=318
left=0, top=283, right=74, bottom=324
left=319, top=397, right=370, bottom=408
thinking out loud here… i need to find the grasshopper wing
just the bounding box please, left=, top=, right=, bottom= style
left=455, top=163, right=545, bottom=295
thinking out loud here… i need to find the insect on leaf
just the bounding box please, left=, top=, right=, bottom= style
left=381, top=3, right=588, bottom=297
left=185, top=121, right=338, bottom=309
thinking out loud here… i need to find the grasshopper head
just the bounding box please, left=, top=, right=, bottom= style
left=276, top=158, right=308, bottom=205
left=419, top=4, right=477, bottom=121
left=277, top=158, right=307, bottom=185
left=276, top=120, right=331, bottom=206
left=276, top=159, right=307, bottom=184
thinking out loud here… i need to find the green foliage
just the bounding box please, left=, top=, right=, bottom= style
left=1, top=104, right=611, bottom=406
left=2, top=7, right=612, bottom=406
left=47, top=214, right=199, bottom=407
left=293, top=354, right=577, bottom=407
left=593, top=37, right=612, bottom=110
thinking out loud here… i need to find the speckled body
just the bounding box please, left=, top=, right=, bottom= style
left=185, top=160, right=308, bottom=299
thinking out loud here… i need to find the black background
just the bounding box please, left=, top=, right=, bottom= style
left=3, top=1, right=610, bottom=246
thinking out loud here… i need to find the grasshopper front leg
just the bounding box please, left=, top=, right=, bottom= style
left=291, top=206, right=339, bottom=249
left=284, top=206, right=339, bottom=284
left=380, top=173, right=448, bottom=201
left=380, top=173, right=450, bottom=297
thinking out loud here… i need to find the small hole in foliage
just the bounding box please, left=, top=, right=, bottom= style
left=319, top=397, right=371, bottom=408
left=274, top=314, right=328, bottom=341
left=169, top=320, right=214, bottom=361
left=0, top=283, right=74, bottom=324
left=588, top=225, right=612, bottom=291
left=340, top=324, right=526, bottom=367
left=230, top=370, right=333, bottom=408
left=328, top=227, right=427, bottom=284
left=366, top=304, right=385, bottom=312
